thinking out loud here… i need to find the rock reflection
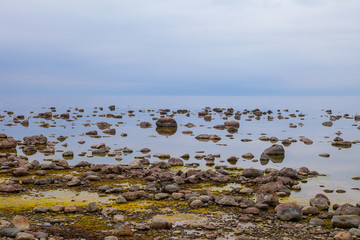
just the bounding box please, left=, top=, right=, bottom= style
left=156, top=127, right=177, bottom=136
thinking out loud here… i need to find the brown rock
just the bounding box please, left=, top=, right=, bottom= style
left=11, top=215, right=30, bottom=231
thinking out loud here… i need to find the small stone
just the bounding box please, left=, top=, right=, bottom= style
left=64, top=205, right=77, bottom=213
left=33, top=207, right=49, bottom=213
left=15, top=232, right=35, bottom=240
left=334, top=232, right=353, bottom=240
left=113, top=215, right=125, bottom=223
left=150, top=218, right=172, bottom=229
left=113, top=225, right=133, bottom=236
left=51, top=205, right=65, bottom=212
left=86, top=202, right=99, bottom=212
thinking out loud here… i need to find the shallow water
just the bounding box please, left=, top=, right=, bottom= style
left=1, top=95, right=359, bottom=205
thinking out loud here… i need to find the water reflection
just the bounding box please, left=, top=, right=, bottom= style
left=156, top=127, right=177, bottom=136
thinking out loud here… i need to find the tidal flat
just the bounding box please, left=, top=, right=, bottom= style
left=0, top=97, right=359, bottom=239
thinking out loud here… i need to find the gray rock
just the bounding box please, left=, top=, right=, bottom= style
left=215, top=195, right=238, bottom=206
left=335, top=204, right=360, bottom=216
left=163, top=184, right=180, bottom=193
left=242, top=168, right=264, bottom=178
left=0, top=228, right=21, bottom=237
left=86, top=202, right=99, bottom=212
left=309, top=217, right=325, bottom=227
left=155, top=193, right=169, bottom=200
left=263, top=144, right=285, bottom=155
left=276, top=208, right=302, bottom=221
left=310, top=197, right=329, bottom=211
left=33, top=207, right=49, bottom=213
left=349, top=228, right=360, bottom=237
left=332, top=215, right=360, bottom=228
left=190, top=199, right=204, bottom=208
left=115, top=196, right=127, bottom=204
left=255, top=190, right=279, bottom=207
left=15, top=232, right=35, bottom=240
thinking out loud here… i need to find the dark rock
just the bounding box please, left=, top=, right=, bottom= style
left=156, top=117, right=177, bottom=127
left=0, top=183, right=24, bottom=193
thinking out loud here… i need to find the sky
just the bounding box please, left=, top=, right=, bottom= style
left=0, top=0, right=359, bottom=96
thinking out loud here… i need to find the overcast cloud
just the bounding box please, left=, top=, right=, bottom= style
left=0, top=0, right=359, bottom=95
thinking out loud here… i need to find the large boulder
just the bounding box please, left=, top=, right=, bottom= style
left=156, top=118, right=177, bottom=127
left=335, top=204, right=360, bottom=216
left=331, top=215, right=360, bottom=228
left=310, top=197, right=329, bottom=211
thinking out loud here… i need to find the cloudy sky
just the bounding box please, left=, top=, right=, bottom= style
left=0, top=0, right=359, bottom=96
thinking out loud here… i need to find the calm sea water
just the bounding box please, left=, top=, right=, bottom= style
left=1, top=95, right=359, bottom=205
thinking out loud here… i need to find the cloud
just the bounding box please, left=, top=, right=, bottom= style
left=0, top=0, right=359, bottom=95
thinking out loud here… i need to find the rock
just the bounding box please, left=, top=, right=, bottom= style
left=335, top=204, right=360, bottom=216
left=334, top=232, right=353, bottom=240
left=263, top=144, right=285, bottom=155
left=242, top=168, right=264, bottom=178
left=255, top=190, right=279, bottom=207
left=140, top=122, right=152, bottom=128
left=101, top=207, right=118, bottom=216
left=0, top=183, right=24, bottom=193
left=0, top=228, right=21, bottom=237
left=11, top=215, right=29, bottom=231
left=35, top=232, right=48, bottom=239
left=322, top=121, right=333, bottom=127
left=279, top=167, right=299, bottom=179
left=129, top=160, right=143, bottom=169
left=244, top=207, right=260, bottom=215
left=86, top=202, right=99, bottom=212
left=103, top=129, right=116, bottom=135
left=156, top=117, right=177, bottom=127
left=64, top=205, right=77, bottom=213
left=15, top=232, right=35, bottom=240
left=0, top=136, right=17, bottom=149
left=104, top=237, right=118, bottom=240
left=240, top=188, right=254, bottom=194
left=276, top=208, right=302, bottom=221
left=122, top=192, right=137, bottom=201
left=258, top=182, right=290, bottom=195
left=168, top=158, right=183, bottom=167
left=62, top=151, right=74, bottom=158
left=275, top=202, right=300, bottom=212
left=302, top=206, right=320, bottom=215
left=51, top=205, right=64, bottom=212
left=215, top=195, right=238, bottom=206
left=12, top=167, right=29, bottom=176
left=224, top=121, right=240, bottom=128
left=319, top=153, right=330, bottom=158
left=150, top=218, right=172, bottom=229
left=23, top=135, right=47, bottom=145
left=97, top=122, right=111, bottom=130
left=242, top=153, right=254, bottom=159
left=349, top=228, right=360, bottom=237
left=332, top=215, right=360, bottom=228
left=155, top=193, right=169, bottom=200
left=33, top=207, right=49, bottom=213
left=0, top=220, right=11, bottom=229
left=163, top=184, right=180, bottom=193
left=115, top=196, right=127, bottom=204
left=86, top=130, right=98, bottom=136
left=309, top=217, right=325, bottom=226
left=310, top=197, right=329, bottom=211
left=113, top=225, right=133, bottom=236
left=113, top=215, right=125, bottom=223
left=190, top=199, right=204, bottom=208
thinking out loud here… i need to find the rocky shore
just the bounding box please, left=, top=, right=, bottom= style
left=0, top=106, right=359, bottom=239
